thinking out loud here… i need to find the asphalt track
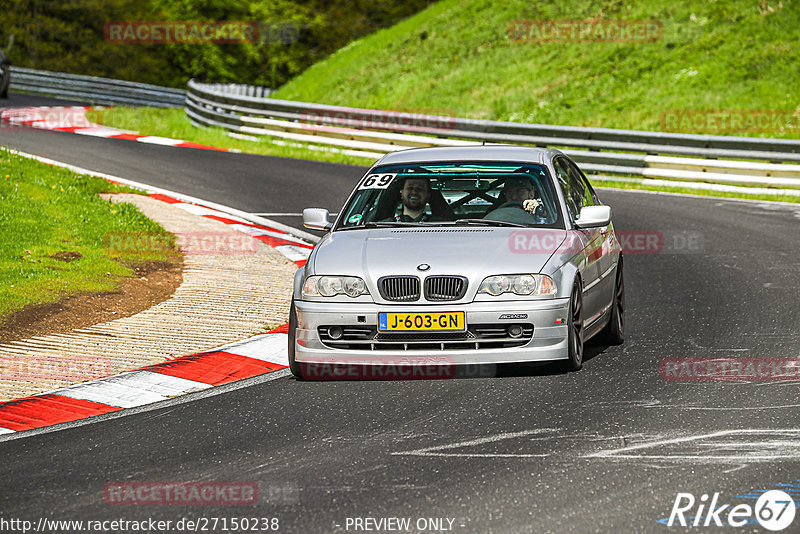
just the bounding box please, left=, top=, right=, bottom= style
left=0, top=93, right=358, bottom=234
left=1, top=94, right=799, bottom=533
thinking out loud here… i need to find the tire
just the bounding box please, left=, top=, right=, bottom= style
left=598, top=258, right=625, bottom=345
left=564, top=279, right=584, bottom=371
left=0, top=72, right=8, bottom=99
left=287, top=300, right=304, bottom=379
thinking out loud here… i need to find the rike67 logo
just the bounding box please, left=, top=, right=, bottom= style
left=665, top=490, right=796, bottom=530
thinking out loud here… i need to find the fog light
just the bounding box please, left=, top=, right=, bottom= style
left=508, top=324, right=523, bottom=338
left=328, top=326, right=343, bottom=340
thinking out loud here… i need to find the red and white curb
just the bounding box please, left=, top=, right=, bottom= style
left=146, top=192, right=313, bottom=267
left=0, top=149, right=318, bottom=437
left=0, top=106, right=232, bottom=152
left=0, top=326, right=289, bottom=436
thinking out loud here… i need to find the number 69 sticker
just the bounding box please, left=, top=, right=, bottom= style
left=359, top=173, right=396, bottom=189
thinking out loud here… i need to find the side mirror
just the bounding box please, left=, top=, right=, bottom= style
left=575, top=205, right=611, bottom=228
left=303, top=208, right=332, bottom=231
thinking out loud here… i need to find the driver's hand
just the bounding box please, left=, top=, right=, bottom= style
left=523, top=199, right=541, bottom=214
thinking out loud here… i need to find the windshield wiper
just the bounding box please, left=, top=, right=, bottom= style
left=450, top=219, right=528, bottom=228
left=359, top=221, right=428, bottom=228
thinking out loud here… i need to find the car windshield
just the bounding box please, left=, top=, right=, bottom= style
left=336, top=160, right=563, bottom=230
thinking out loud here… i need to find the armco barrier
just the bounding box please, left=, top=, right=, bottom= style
left=9, top=67, right=185, bottom=107
left=7, top=69, right=800, bottom=189
left=186, top=79, right=800, bottom=188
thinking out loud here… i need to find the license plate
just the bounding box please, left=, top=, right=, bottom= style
left=378, top=311, right=466, bottom=331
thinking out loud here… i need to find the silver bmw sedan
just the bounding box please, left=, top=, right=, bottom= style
left=289, top=145, right=624, bottom=379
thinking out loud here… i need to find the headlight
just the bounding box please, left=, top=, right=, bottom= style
left=478, top=274, right=556, bottom=296
left=303, top=276, right=369, bottom=298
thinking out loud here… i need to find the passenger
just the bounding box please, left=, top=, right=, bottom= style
left=483, top=177, right=543, bottom=223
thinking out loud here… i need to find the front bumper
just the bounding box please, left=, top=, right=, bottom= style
left=294, top=298, right=570, bottom=365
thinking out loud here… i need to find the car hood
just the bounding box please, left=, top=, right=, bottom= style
left=310, top=227, right=567, bottom=284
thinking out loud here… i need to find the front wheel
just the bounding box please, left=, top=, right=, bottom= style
left=287, top=300, right=304, bottom=379
left=564, top=280, right=584, bottom=371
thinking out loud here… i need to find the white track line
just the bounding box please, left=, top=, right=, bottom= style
left=392, top=429, right=557, bottom=457
left=585, top=429, right=800, bottom=459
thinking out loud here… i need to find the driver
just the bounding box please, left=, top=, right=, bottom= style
left=484, top=176, right=543, bottom=223
left=386, top=177, right=443, bottom=222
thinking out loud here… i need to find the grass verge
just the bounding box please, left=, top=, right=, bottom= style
left=0, top=148, right=180, bottom=323
left=95, top=107, right=374, bottom=166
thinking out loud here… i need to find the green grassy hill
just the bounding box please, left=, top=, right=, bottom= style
left=273, top=0, right=800, bottom=137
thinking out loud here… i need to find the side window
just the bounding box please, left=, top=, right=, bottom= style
left=555, top=158, right=584, bottom=221
left=566, top=159, right=597, bottom=207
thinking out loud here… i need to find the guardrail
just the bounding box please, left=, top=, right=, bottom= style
left=9, top=70, right=798, bottom=189
left=186, top=79, right=800, bottom=189
left=10, top=67, right=185, bottom=107
left=196, top=82, right=271, bottom=99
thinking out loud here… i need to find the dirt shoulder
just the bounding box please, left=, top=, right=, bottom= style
left=0, top=258, right=183, bottom=344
